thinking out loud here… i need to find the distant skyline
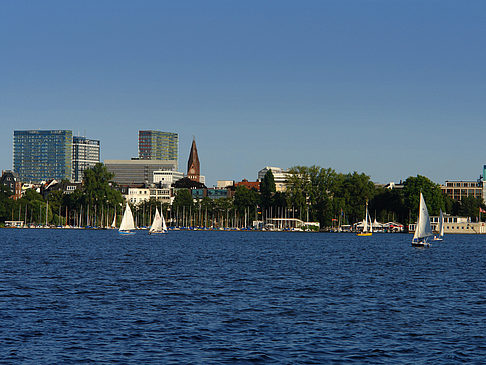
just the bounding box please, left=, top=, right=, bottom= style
left=1, top=1, right=485, bottom=186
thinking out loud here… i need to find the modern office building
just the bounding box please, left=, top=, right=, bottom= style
left=441, top=181, right=483, bottom=202
left=72, top=136, right=100, bottom=182
left=105, top=159, right=178, bottom=185
left=139, top=130, right=178, bottom=161
left=13, top=130, right=73, bottom=183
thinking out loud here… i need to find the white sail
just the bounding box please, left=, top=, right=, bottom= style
left=149, top=208, right=163, bottom=233
left=161, top=210, right=167, bottom=232
left=111, top=212, right=117, bottom=228
left=438, top=209, right=444, bottom=237
left=368, top=209, right=373, bottom=233
left=413, top=193, right=433, bottom=240
left=119, top=203, right=135, bottom=231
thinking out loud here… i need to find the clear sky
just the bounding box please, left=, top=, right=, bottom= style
left=1, top=1, right=485, bottom=186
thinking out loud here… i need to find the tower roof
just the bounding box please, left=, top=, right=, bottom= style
left=187, top=138, right=200, bottom=175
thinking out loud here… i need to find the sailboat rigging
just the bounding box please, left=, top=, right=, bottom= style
left=119, top=203, right=136, bottom=235
left=412, top=192, right=433, bottom=247
left=357, top=201, right=373, bottom=237
left=149, top=207, right=168, bottom=234
left=433, top=209, right=444, bottom=241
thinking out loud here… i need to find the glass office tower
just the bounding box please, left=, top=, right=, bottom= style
left=72, top=136, right=100, bottom=182
left=139, top=130, right=178, bottom=161
left=13, top=130, right=73, bottom=183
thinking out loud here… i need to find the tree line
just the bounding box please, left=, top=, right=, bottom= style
left=0, top=163, right=484, bottom=228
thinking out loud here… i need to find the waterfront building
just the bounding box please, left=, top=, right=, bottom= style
left=0, top=170, right=22, bottom=200
left=72, top=136, right=100, bottom=182
left=187, top=138, right=201, bottom=183
left=409, top=215, right=486, bottom=234
left=217, top=180, right=235, bottom=188
left=153, top=170, right=184, bottom=187
left=123, top=186, right=172, bottom=205
left=105, top=159, right=178, bottom=185
left=13, top=130, right=73, bottom=183
left=441, top=181, right=483, bottom=202
left=235, top=179, right=260, bottom=191
left=139, top=130, right=178, bottom=161
left=257, top=166, right=289, bottom=192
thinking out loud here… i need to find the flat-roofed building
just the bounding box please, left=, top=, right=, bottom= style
left=153, top=170, right=184, bottom=187
left=441, top=181, right=483, bottom=202
left=13, top=130, right=73, bottom=183
left=105, top=159, right=178, bottom=185
left=139, top=130, right=178, bottom=161
left=72, top=136, right=100, bottom=182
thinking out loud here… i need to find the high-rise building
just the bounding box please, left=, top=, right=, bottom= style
left=13, top=130, right=73, bottom=183
left=72, top=136, right=100, bottom=182
left=187, top=138, right=200, bottom=182
left=139, top=130, right=178, bottom=161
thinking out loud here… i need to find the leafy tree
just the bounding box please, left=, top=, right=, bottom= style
left=457, top=196, right=484, bottom=221
left=234, top=186, right=258, bottom=214
left=403, top=175, right=445, bottom=221
left=0, top=184, right=14, bottom=222
left=260, top=170, right=276, bottom=209
left=172, top=189, right=194, bottom=210
left=332, top=171, right=375, bottom=224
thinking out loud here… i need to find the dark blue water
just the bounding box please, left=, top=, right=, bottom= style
left=1, top=229, right=486, bottom=363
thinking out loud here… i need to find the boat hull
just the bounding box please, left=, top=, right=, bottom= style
left=119, top=230, right=135, bottom=235
left=357, top=232, right=372, bottom=237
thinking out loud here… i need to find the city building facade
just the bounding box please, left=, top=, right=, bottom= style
left=105, top=159, right=178, bottom=185
left=257, top=166, right=290, bottom=192
left=13, top=130, right=73, bottom=183
left=0, top=170, right=22, bottom=199
left=72, top=136, right=100, bottom=182
left=441, top=181, right=483, bottom=202
left=153, top=170, right=184, bottom=187
left=139, top=130, right=178, bottom=161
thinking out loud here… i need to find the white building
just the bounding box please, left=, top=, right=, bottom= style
left=217, top=180, right=234, bottom=188
left=257, top=166, right=290, bottom=192
left=153, top=170, right=184, bottom=187
left=72, top=136, right=100, bottom=183
left=124, top=186, right=172, bottom=205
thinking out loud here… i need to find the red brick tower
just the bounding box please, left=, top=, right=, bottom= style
left=187, top=138, right=200, bottom=182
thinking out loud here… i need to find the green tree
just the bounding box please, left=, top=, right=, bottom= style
left=0, top=184, right=14, bottom=223
left=457, top=196, right=484, bottom=221
left=172, top=189, right=194, bottom=210
left=260, top=170, right=276, bottom=209
left=403, top=175, right=445, bottom=221
left=234, top=186, right=258, bottom=214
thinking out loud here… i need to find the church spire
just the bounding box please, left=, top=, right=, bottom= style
left=187, top=138, right=200, bottom=182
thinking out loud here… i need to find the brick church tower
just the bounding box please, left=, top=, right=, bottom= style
left=187, top=138, right=200, bottom=182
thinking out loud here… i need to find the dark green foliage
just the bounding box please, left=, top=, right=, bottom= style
left=403, top=175, right=445, bottom=220
left=260, top=170, right=276, bottom=209
left=172, top=189, right=194, bottom=210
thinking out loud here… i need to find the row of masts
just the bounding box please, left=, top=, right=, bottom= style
left=13, top=202, right=306, bottom=229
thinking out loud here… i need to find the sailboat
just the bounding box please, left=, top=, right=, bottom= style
left=412, top=192, right=433, bottom=247
left=149, top=208, right=167, bottom=234
left=357, top=201, right=373, bottom=236
left=433, top=209, right=444, bottom=241
left=110, top=209, right=117, bottom=229
left=119, top=202, right=136, bottom=235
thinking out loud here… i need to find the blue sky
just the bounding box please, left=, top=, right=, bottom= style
left=1, top=1, right=485, bottom=186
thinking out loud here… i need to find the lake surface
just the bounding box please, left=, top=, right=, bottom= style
left=1, top=229, right=486, bottom=364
